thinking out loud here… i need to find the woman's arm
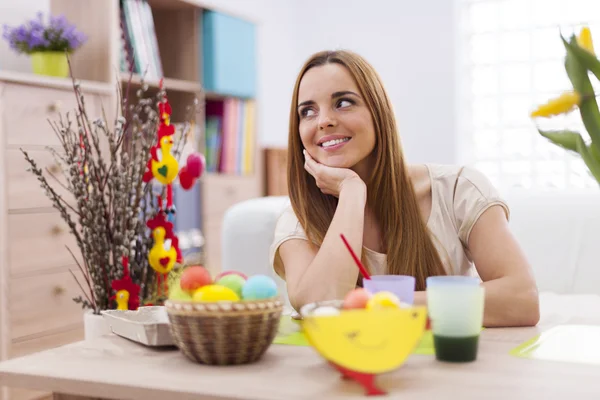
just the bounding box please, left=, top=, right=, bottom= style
left=467, top=205, right=540, bottom=327
left=414, top=205, right=540, bottom=327
left=278, top=151, right=367, bottom=311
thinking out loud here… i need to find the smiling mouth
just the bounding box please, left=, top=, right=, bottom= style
left=319, top=137, right=351, bottom=148
left=347, top=338, right=388, bottom=350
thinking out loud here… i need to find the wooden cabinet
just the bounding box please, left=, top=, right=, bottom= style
left=265, top=148, right=289, bottom=196
left=0, top=72, right=113, bottom=400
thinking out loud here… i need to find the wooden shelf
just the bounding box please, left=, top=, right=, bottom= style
left=146, top=0, right=199, bottom=10
left=146, top=0, right=259, bottom=23
left=120, top=73, right=202, bottom=94
left=205, top=91, right=254, bottom=101
left=0, top=70, right=112, bottom=95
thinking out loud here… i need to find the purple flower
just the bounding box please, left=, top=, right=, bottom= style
left=2, top=11, right=87, bottom=55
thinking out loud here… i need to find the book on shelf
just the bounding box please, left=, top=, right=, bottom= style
left=119, top=0, right=163, bottom=80
left=205, top=98, right=255, bottom=176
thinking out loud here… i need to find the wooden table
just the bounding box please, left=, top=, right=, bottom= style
left=1, top=292, right=600, bottom=400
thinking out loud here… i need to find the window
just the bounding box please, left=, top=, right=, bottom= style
left=458, top=0, right=600, bottom=191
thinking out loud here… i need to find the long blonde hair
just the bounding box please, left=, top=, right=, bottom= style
left=287, top=50, right=446, bottom=290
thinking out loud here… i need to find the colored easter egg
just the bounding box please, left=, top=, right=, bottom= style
left=216, top=274, right=246, bottom=298
left=214, top=270, right=248, bottom=281
left=186, top=153, right=205, bottom=178
left=178, top=167, right=195, bottom=190
left=168, top=285, right=193, bottom=301
left=193, top=284, right=240, bottom=302
left=366, top=291, right=401, bottom=310
left=342, top=288, right=372, bottom=310
left=311, top=306, right=341, bottom=317
left=180, top=266, right=212, bottom=294
left=241, top=275, right=278, bottom=300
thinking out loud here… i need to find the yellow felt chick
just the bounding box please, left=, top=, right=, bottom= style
left=148, top=226, right=177, bottom=275
left=577, top=26, right=595, bottom=55
left=115, top=289, right=130, bottom=311
left=530, top=91, right=581, bottom=118
left=151, top=136, right=179, bottom=185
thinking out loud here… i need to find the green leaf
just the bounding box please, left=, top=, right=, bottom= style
left=575, top=134, right=600, bottom=185
left=591, top=139, right=600, bottom=163
left=538, top=129, right=581, bottom=152
left=566, top=35, right=600, bottom=82
left=562, top=34, right=592, bottom=95
left=562, top=34, right=600, bottom=155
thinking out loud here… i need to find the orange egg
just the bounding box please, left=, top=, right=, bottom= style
left=342, top=288, right=372, bottom=310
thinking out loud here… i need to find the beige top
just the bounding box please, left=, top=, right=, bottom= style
left=269, top=164, right=510, bottom=280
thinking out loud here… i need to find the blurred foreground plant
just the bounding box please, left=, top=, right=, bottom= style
left=530, top=27, right=600, bottom=184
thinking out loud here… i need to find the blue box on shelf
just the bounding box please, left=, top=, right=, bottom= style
left=202, top=10, right=256, bottom=98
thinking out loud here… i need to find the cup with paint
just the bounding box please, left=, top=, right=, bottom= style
left=363, top=275, right=416, bottom=305
left=426, top=276, right=484, bottom=362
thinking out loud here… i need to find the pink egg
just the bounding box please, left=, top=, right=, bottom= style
left=342, top=288, right=372, bottom=310
left=214, top=270, right=248, bottom=281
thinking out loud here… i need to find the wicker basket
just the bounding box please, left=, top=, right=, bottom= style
left=165, top=298, right=283, bottom=365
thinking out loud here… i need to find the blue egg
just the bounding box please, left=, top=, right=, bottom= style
left=242, top=275, right=278, bottom=300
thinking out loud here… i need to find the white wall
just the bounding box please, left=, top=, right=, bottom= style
left=292, top=0, right=458, bottom=164
left=0, top=0, right=457, bottom=164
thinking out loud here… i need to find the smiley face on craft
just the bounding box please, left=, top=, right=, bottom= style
left=297, top=63, right=376, bottom=169
left=302, top=308, right=427, bottom=374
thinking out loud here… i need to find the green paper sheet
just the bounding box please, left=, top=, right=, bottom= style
left=510, top=324, right=600, bottom=366
left=273, top=316, right=435, bottom=355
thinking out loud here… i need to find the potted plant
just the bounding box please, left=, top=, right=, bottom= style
left=2, top=12, right=87, bottom=77
left=21, top=66, right=205, bottom=338
left=531, top=27, right=600, bottom=185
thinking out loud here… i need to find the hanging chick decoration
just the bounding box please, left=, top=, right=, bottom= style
left=146, top=212, right=182, bottom=263
left=150, top=136, right=179, bottom=185
left=148, top=226, right=178, bottom=297
left=110, top=256, right=141, bottom=311
left=142, top=94, right=176, bottom=183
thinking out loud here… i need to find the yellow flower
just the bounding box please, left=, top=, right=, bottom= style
left=530, top=91, right=582, bottom=118
left=577, top=26, right=595, bottom=55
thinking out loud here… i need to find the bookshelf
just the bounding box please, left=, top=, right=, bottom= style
left=49, top=0, right=264, bottom=274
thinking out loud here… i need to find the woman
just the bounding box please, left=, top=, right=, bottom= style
left=269, top=50, right=539, bottom=327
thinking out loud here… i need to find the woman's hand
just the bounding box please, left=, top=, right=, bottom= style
left=303, top=150, right=364, bottom=197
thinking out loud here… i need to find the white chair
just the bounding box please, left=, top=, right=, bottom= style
left=221, top=192, right=600, bottom=297
left=502, top=189, right=600, bottom=295
left=220, top=196, right=292, bottom=304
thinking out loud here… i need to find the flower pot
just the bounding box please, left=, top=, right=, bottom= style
left=31, top=51, right=69, bottom=78
left=83, top=310, right=111, bottom=340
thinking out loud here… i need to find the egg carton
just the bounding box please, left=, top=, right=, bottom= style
left=101, top=306, right=175, bottom=347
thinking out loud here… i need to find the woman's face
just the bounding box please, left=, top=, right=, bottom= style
left=297, top=63, right=376, bottom=171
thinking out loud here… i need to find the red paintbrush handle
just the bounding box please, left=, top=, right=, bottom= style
left=340, top=234, right=371, bottom=280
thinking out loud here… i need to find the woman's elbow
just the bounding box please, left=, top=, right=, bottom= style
left=519, top=285, right=540, bottom=326
left=287, top=284, right=343, bottom=314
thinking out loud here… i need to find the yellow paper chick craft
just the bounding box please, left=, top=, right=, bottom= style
left=148, top=226, right=177, bottom=275
left=302, top=306, right=427, bottom=396
left=151, top=136, right=179, bottom=185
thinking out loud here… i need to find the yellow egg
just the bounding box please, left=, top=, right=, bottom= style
left=366, top=291, right=401, bottom=310
left=193, top=284, right=240, bottom=302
